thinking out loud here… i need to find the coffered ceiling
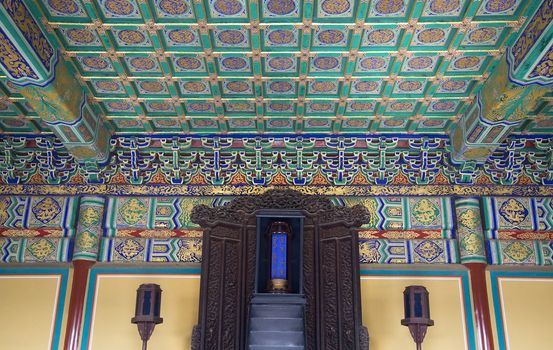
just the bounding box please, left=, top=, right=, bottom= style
left=0, top=0, right=552, bottom=135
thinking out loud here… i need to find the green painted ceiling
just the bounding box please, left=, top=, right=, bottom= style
left=0, top=0, right=552, bottom=135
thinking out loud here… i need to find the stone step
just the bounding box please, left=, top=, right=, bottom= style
left=248, top=331, right=305, bottom=346
left=251, top=304, right=303, bottom=318
left=250, top=317, right=304, bottom=331
left=249, top=346, right=304, bottom=350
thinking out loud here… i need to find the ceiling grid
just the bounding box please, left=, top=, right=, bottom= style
left=0, top=0, right=552, bottom=135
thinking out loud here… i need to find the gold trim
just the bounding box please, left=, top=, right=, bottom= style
left=0, top=185, right=551, bottom=196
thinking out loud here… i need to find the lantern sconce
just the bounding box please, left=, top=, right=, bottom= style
left=401, top=285, right=434, bottom=350
left=131, top=284, right=163, bottom=350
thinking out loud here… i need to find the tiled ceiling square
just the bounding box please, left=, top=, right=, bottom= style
left=309, top=54, right=347, bottom=75
left=189, top=118, right=220, bottom=129
left=262, top=26, right=301, bottom=51
left=224, top=101, right=256, bottom=114
left=39, top=0, right=90, bottom=21
left=311, top=26, right=352, bottom=51
left=400, top=54, right=441, bottom=76
left=459, top=25, right=509, bottom=49
left=367, top=0, right=413, bottom=22
left=261, top=0, right=302, bottom=22
left=306, top=79, right=341, bottom=97
left=424, top=100, right=462, bottom=115
left=349, top=79, right=384, bottom=96
left=110, top=28, right=153, bottom=49
left=124, top=55, right=163, bottom=75
left=171, top=55, right=208, bottom=76
left=410, top=25, right=455, bottom=50
left=220, top=79, right=254, bottom=97
left=228, top=118, right=256, bottom=130
left=313, top=0, right=357, bottom=22
left=58, top=27, right=103, bottom=49
left=266, top=118, right=295, bottom=130
left=392, top=78, right=428, bottom=97
left=184, top=101, right=217, bottom=115
left=264, top=80, right=298, bottom=97
left=344, top=101, right=377, bottom=116
left=341, top=118, right=370, bottom=130
left=474, top=0, right=525, bottom=20
left=216, top=55, right=253, bottom=75
left=354, top=55, right=394, bottom=76
left=265, top=101, right=296, bottom=116
left=304, top=118, right=333, bottom=130
left=149, top=0, right=196, bottom=22
left=445, top=54, right=490, bottom=75
left=419, top=0, right=469, bottom=21
left=304, top=101, right=338, bottom=116
left=263, top=55, right=299, bottom=76
left=75, top=55, right=117, bottom=75
left=359, top=26, right=403, bottom=51
left=160, top=28, right=202, bottom=51
left=211, top=27, right=251, bottom=51
left=90, top=79, right=127, bottom=96
left=435, top=78, right=474, bottom=96
left=178, top=79, right=213, bottom=97
left=95, top=0, right=143, bottom=23
left=134, top=80, right=170, bottom=96
left=205, top=0, right=249, bottom=22
left=377, top=118, right=410, bottom=131
left=151, top=118, right=182, bottom=131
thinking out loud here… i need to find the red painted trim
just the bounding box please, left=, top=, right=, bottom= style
left=64, top=260, right=95, bottom=350
left=465, top=263, right=495, bottom=350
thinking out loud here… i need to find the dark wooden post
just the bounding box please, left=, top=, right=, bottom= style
left=64, top=260, right=94, bottom=350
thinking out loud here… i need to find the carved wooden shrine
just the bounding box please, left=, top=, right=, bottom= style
left=190, top=190, right=370, bottom=350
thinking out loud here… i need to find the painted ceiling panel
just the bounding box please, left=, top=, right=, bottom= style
left=0, top=0, right=551, bottom=135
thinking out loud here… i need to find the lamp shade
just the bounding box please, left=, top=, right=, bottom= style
left=401, top=285, right=434, bottom=349
left=131, top=283, right=163, bottom=325
left=267, top=221, right=293, bottom=293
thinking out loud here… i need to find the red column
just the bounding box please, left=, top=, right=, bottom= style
left=465, top=263, right=495, bottom=350
left=64, top=260, right=95, bottom=350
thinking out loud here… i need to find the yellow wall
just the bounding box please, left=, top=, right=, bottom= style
left=493, top=276, right=553, bottom=350
left=0, top=274, right=64, bottom=350
left=86, top=274, right=200, bottom=350
left=361, top=275, right=469, bottom=350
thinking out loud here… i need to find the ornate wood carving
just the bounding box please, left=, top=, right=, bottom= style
left=191, top=190, right=369, bottom=350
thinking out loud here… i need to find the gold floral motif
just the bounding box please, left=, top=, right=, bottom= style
left=115, top=239, right=144, bottom=260
left=458, top=208, right=479, bottom=230
left=411, top=198, right=439, bottom=225
left=1, top=0, right=54, bottom=69
left=503, top=241, right=533, bottom=263
left=0, top=197, right=10, bottom=225
left=177, top=238, right=202, bottom=262
left=0, top=31, right=38, bottom=80
left=32, top=197, right=61, bottom=224
left=27, top=239, right=55, bottom=260
left=119, top=198, right=148, bottom=225
left=76, top=230, right=97, bottom=250
left=80, top=206, right=101, bottom=226
left=461, top=233, right=483, bottom=255
left=498, top=198, right=528, bottom=225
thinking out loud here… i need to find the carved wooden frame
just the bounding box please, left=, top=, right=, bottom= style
left=191, top=189, right=370, bottom=350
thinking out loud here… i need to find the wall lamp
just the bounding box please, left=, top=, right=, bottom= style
left=131, top=284, right=163, bottom=350
left=401, top=285, right=434, bottom=350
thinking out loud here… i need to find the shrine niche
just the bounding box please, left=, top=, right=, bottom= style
left=190, top=189, right=370, bottom=350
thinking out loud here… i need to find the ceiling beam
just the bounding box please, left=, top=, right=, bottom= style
left=0, top=0, right=112, bottom=164
left=450, top=0, right=553, bottom=164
